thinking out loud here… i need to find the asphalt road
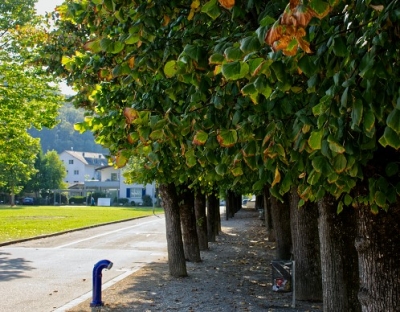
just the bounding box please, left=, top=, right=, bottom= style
left=0, top=214, right=167, bottom=312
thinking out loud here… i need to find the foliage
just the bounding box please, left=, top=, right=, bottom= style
left=142, top=194, right=153, bottom=207
left=0, top=1, right=63, bottom=199
left=44, top=0, right=400, bottom=214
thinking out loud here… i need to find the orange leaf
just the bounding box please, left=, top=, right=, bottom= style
left=219, top=0, right=235, bottom=10
left=123, top=107, right=138, bottom=124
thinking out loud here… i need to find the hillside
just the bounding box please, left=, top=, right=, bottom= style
left=29, top=102, right=107, bottom=154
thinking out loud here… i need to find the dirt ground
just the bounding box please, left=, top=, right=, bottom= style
left=67, top=208, right=323, bottom=312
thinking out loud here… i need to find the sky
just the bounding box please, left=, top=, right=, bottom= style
left=35, top=0, right=75, bottom=95
left=35, top=0, right=65, bottom=16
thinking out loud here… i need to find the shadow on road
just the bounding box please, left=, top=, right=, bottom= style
left=0, top=252, right=35, bottom=281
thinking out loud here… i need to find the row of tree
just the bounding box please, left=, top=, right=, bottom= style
left=29, top=0, right=400, bottom=311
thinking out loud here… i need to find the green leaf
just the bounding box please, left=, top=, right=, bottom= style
left=386, top=108, right=400, bottom=134
left=351, top=99, right=363, bottom=129
left=224, top=47, right=244, bottom=61
left=337, top=201, right=343, bottom=214
left=83, top=39, right=102, bottom=53
left=209, top=53, right=225, bottom=65
left=333, top=154, right=347, bottom=173
left=270, top=61, right=286, bottom=82
left=329, top=141, right=346, bottom=154
left=185, top=149, right=197, bottom=168
left=231, top=165, right=243, bottom=177
left=363, top=110, right=375, bottom=132
left=298, top=56, right=317, bottom=77
left=215, top=163, right=228, bottom=176
left=344, top=194, right=352, bottom=206
left=309, top=0, right=330, bottom=18
left=375, top=191, right=386, bottom=208
left=308, top=130, right=323, bottom=150
left=379, top=127, right=400, bottom=149
left=221, top=62, right=249, bottom=80
left=341, top=87, right=349, bottom=107
left=201, top=0, right=221, bottom=19
left=193, top=130, right=208, bottom=145
left=164, top=60, right=178, bottom=78
left=307, top=169, right=321, bottom=185
left=332, top=36, right=347, bottom=57
left=385, top=162, right=399, bottom=177
left=217, top=129, right=238, bottom=147
left=240, top=36, right=261, bottom=54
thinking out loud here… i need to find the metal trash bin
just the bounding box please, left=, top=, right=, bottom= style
left=271, top=260, right=293, bottom=292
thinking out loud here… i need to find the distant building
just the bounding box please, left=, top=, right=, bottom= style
left=58, top=150, right=156, bottom=204
left=59, top=150, right=107, bottom=186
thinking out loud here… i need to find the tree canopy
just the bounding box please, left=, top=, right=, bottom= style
left=0, top=0, right=63, bottom=200
left=45, top=0, right=400, bottom=213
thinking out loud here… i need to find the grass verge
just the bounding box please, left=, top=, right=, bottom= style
left=0, top=205, right=164, bottom=243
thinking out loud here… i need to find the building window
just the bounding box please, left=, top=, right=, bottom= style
left=111, top=173, right=118, bottom=181
left=69, top=160, right=74, bottom=164
left=130, top=187, right=142, bottom=198
left=74, top=170, right=79, bottom=175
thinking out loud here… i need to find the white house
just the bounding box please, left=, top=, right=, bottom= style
left=59, top=150, right=108, bottom=186
left=59, top=150, right=156, bottom=205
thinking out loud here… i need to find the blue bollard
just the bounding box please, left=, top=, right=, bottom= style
left=90, top=259, right=113, bottom=308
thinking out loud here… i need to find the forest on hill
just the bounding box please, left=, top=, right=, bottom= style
left=29, top=102, right=107, bottom=154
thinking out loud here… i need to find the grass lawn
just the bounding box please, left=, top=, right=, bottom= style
left=0, top=205, right=164, bottom=244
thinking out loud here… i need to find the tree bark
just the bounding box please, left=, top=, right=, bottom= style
left=263, top=186, right=275, bottom=242
left=290, top=189, right=322, bottom=301
left=318, top=195, right=360, bottom=312
left=207, top=192, right=219, bottom=242
left=270, top=194, right=292, bottom=260
left=194, top=191, right=208, bottom=251
left=178, top=185, right=201, bottom=262
left=355, top=202, right=400, bottom=312
left=159, top=183, right=187, bottom=277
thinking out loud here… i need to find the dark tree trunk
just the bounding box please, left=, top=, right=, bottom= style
left=178, top=185, right=201, bottom=262
left=318, top=195, right=360, bottom=312
left=263, top=186, right=276, bottom=242
left=355, top=202, right=400, bottom=312
left=290, top=189, right=322, bottom=301
left=226, top=190, right=236, bottom=218
left=207, top=192, right=219, bottom=242
left=159, top=183, right=187, bottom=277
left=255, top=194, right=263, bottom=210
left=270, top=194, right=292, bottom=259
left=194, top=191, right=208, bottom=251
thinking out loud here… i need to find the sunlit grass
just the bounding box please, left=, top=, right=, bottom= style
left=0, top=205, right=164, bottom=243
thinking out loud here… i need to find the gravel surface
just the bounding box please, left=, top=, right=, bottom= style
left=67, top=208, right=323, bottom=312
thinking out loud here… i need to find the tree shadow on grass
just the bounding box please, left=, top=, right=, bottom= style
left=0, top=251, right=34, bottom=281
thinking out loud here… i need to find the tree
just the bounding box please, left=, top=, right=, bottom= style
left=44, top=0, right=400, bottom=310
left=0, top=0, right=63, bottom=204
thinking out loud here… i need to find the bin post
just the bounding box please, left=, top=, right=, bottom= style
left=90, top=259, right=113, bottom=310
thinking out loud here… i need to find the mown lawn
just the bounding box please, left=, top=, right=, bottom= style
left=0, top=205, right=163, bottom=243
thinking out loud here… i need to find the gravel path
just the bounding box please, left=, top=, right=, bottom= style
left=67, top=208, right=323, bottom=312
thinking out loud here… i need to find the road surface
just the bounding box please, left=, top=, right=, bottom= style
left=0, top=214, right=167, bottom=312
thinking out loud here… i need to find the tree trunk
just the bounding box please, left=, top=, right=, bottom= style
left=290, top=189, right=322, bottom=301
left=159, top=183, right=187, bottom=277
left=355, top=202, right=400, bottom=312
left=194, top=191, right=208, bottom=251
left=318, top=195, right=360, bottom=312
left=207, top=193, right=219, bottom=242
left=263, top=186, right=275, bottom=242
left=270, top=194, right=292, bottom=259
left=178, top=185, right=201, bottom=262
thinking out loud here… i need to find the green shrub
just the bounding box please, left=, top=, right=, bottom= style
left=142, top=195, right=152, bottom=207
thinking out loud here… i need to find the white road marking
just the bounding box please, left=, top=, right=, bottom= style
left=52, top=267, right=143, bottom=312
left=55, top=218, right=163, bottom=249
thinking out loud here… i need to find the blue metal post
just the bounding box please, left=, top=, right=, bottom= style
left=90, top=259, right=113, bottom=308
